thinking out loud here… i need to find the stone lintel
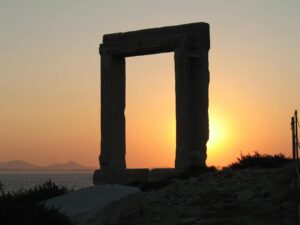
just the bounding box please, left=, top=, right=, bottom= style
left=103, top=22, right=209, bottom=44
left=100, top=36, right=177, bottom=56
left=100, top=22, right=210, bottom=57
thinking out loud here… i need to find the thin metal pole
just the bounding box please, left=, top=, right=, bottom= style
left=295, top=110, right=299, bottom=160
left=292, top=117, right=296, bottom=160
left=291, top=112, right=300, bottom=225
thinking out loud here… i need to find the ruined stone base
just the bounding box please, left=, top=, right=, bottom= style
left=93, top=169, right=150, bottom=185
left=93, top=168, right=187, bottom=185
left=149, top=168, right=185, bottom=183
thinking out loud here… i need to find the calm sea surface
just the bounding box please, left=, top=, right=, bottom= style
left=0, top=171, right=94, bottom=192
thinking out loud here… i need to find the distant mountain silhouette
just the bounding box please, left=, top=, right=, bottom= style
left=0, top=160, right=94, bottom=171
left=44, top=161, right=93, bottom=170
left=0, top=160, right=42, bottom=170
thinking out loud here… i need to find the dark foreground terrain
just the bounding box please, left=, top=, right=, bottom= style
left=0, top=181, right=72, bottom=225
left=138, top=154, right=297, bottom=225
left=0, top=153, right=298, bottom=225
left=140, top=165, right=296, bottom=225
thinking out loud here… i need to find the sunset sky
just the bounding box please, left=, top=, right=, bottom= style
left=0, top=0, right=299, bottom=168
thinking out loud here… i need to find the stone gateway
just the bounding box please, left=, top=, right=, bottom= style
left=94, top=22, right=210, bottom=185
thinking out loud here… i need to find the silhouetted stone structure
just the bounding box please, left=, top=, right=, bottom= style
left=94, top=22, right=210, bottom=185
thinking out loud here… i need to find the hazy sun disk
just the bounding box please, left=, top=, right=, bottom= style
left=165, top=116, right=229, bottom=149
left=164, top=112, right=230, bottom=155
left=208, top=117, right=224, bottom=149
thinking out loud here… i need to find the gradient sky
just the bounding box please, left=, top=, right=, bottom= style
left=0, top=0, right=299, bottom=168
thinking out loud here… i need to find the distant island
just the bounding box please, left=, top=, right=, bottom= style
left=0, top=160, right=95, bottom=171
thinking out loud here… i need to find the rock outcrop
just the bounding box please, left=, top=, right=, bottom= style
left=139, top=164, right=297, bottom=225
left=45, top=185, right=141, bottom=225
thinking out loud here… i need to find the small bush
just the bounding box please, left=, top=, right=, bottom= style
left=228, top=151, right=292, bottom=170
left=0, top=180, right=73, bottom=225
left=8, top=180, right=69, bottom=203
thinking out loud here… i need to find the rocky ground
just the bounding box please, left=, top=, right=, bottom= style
left=135, top=164, right=298, bottom=225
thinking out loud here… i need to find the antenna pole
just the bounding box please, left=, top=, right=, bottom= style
left=295, top=110, right=299, bottom=160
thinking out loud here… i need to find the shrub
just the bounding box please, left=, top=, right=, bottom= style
left=0, top=180, right=73, bottom=225
left=0, top=181, right=4, bottom=195
left=8, top=180, right=69, bottom=203
left=228, top=151, right=292, bottom=170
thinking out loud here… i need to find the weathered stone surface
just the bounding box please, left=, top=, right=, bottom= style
left=93, top=169, right=149, bottom=185
left=96, top=22, right=210, bottom=185
left=45, top=185, right=141, bottom=225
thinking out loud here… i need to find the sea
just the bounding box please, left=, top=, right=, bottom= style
left=0, top=171, right=94, bottom=193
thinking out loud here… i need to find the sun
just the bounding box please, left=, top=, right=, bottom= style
left=206, top=111, right=238, bottom=167
left=163, top=111, right=232, bottom=164
left=207, top=114, right=229, bottom=151
left=163, top=113, right=229, bottom=150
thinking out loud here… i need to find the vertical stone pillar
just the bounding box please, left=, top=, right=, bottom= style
left=175, top=46, right=209, bottom=169
left=100, top=54, right=126, bottom=170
